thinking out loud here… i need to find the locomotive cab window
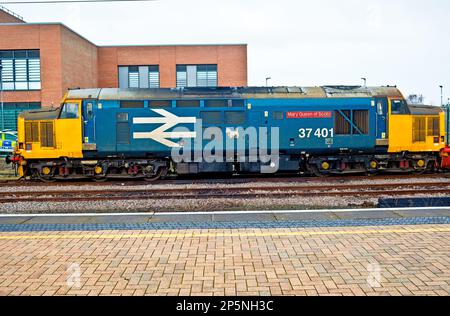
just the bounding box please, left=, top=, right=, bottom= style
left=86, top=102, right=94, bottom=120
left=391, top=99, right=408, bottom=114
left=60, top=103, right=79, bottom=119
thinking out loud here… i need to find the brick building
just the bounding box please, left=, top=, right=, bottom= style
left=0, top=7, right=248, bottom=130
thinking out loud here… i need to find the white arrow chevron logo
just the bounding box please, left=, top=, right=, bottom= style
left=133, top=109, right=197, bottom=147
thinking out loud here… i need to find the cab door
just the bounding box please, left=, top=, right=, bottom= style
left=375, top=97, right=388, bottom=142
left=82, top=100, right=96, bottom=149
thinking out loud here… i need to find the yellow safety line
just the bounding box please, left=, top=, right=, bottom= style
left=0, top=226, right=448, bottom=241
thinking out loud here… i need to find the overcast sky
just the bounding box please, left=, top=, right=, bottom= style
left=3, top=0, right=450, bottom=105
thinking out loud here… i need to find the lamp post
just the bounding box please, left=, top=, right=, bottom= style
left=361, top=77, right=367, bottom=88
left=439, top=85, right=443, bottom=106
left=0, top=64, right=3, bottom=131
left=265, top=77, right=271, bottom=87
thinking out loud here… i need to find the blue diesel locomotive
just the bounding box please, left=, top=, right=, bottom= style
left=8, top=86, right=446, bottom=181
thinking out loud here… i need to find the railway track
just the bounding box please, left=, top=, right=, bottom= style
left=1, top=181, right=449, bottom=203
left=0, top=173, right=448, bottom=187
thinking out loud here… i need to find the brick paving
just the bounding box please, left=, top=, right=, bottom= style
left=0, top=224, right=448, bottom=296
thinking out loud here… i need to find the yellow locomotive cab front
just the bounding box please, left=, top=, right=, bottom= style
left=388, top=100, right=446, bottom=154
left=11, top=99, right=84, bottom=178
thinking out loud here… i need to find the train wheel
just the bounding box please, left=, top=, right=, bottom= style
left=34, top=166, right=56, bottom=182
left=92, top=176, right=108, bottom=182
left=308, top=165, right=329, bottom=177
left=143, top=166, right=165, bottom=182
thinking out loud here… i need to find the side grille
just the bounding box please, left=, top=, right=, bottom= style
left=40, top=122, right=54, bottom=147
left=413, top=117, right=426, bottom=142
left=427, top=117, right=439, bottom=136
left=25, top=121, right=39, bottom=142
left=116, top=122, right=130, bottom=144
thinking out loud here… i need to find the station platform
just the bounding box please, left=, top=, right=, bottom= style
left=0, top=207, right=449, bottom=296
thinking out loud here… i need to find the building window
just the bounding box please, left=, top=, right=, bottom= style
left=118, top=65, right=159, bottom=89
left=196, top=65, right=217, bottom=87
left=176, top=64, right=217, bottom=88
left=128, top=66, right=139, bottom=88
left=149, top=65, right=159, bottom=88
left=0, top=50, right=41, bottom=91
left=2, top=102, right=41, bottom=131
left=176, top=65, right=187, bottom=87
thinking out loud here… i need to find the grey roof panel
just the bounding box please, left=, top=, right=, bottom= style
left=407, top=104, right=443, bottom=115
left=19, top=107, right=60, bottom=120
left=65, top=86, right=404, bottom=101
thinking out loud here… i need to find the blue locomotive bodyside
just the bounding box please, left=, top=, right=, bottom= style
left=82, top=96, right=380, bottom=159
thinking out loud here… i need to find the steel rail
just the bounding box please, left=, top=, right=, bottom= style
left=1, top=182, right=449, bottom=203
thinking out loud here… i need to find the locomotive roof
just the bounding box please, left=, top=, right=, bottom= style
left=407, top=104, right=443, bottom=115
left=65, top=86, right=405, bottom=101
left=18, top=107, right=60, bottom=120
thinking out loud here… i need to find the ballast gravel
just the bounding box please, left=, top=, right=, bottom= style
left=0, top=193, right=448, bottom=214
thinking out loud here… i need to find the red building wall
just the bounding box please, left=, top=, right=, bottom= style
left=0, top=22, right=248, bottom=107
left=97, top=44, right=247, bottom=88
left=0, top=8, right=24, bottom=23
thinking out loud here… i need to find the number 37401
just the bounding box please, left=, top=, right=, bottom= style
left=298, top=128, right=334, bottom=139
